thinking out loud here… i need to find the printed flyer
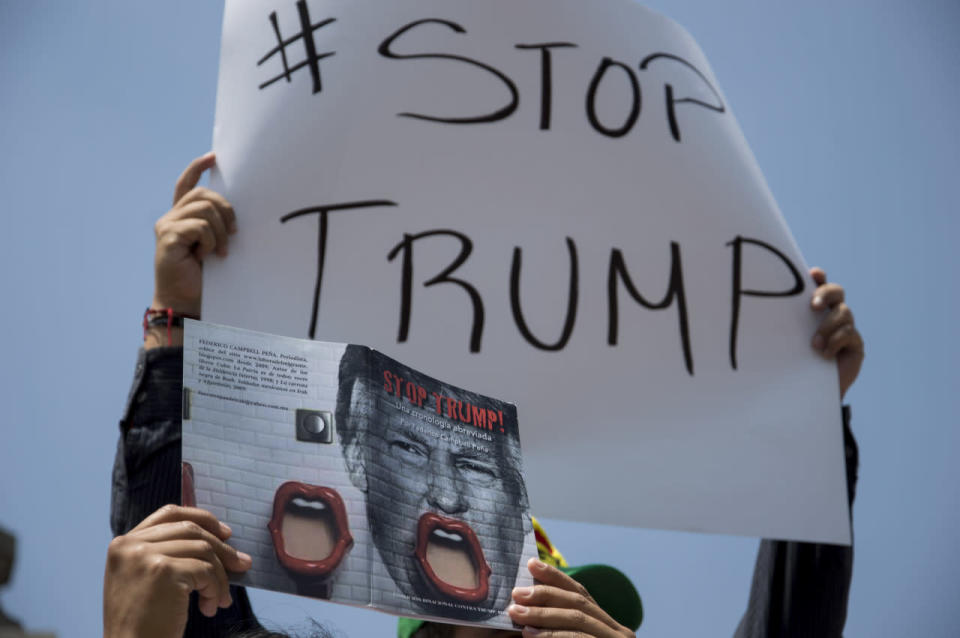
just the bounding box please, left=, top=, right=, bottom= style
left=181, top=319, right=536, bottom=628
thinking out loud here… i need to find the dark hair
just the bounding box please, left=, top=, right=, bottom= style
left=334, top=344, right=373, bottom=450
left=411, top=622, right=457, bottom=638
left=231, top=631, right=295, bottom=638
left=231, top=620, right=336, bottom=638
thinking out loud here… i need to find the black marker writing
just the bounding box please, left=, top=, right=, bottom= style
left=727, top=235, right=804, bottom=369
left=639, top=53, right=725, bottom=142
left=257, top=1, right=336, bottom=94
left=515, top=42, right=577, bottom=130
left=510, top=237, right=579, bottom=351
left=586, top=57, right=642, bottom=138
left=378, top=18, right=519, bottom=124
left=608, top=242, right=692, bottom=375
left=280, top=200, right=397, bottom=338
left=387, top=230, right=485, bottom=352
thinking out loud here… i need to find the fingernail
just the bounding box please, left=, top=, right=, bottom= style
left=238, top=551, right=252, bottom=565
left=204, top=150, right=215, bottom=160
left=513, top=586, right=533, bottom=598
left=202, top=598, right=217, bottom=617
left=508, top=604, right=529, bottom=615
left=523, top=628, right=542, bottom=636
left=812, top=296, right=823, bottom=309
left=812, top=334, right=825, bottom=350
left=530, top=558, right=547, bottom=570
left=220, top=522, right=232, bottom=535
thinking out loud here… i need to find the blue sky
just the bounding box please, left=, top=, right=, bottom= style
left=1, top=1, right=958, bottom=636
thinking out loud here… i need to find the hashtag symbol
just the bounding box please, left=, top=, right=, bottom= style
left=257, top=1, right=336, bottom=94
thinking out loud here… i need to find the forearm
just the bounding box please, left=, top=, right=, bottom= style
left=734, top=541, right=854, bottom=638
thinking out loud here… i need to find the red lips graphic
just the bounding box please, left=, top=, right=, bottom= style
left=415, top=512, right=492, bottom=603
left=268, top=481, right=353, bottom=577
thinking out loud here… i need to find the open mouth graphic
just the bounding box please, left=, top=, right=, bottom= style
left=415, top=512, right=491, bottom=603
left=268, top=482, right=353, bottom=578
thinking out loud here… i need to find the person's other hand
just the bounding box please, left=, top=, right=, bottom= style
left=152, top=152, right=236, bottom=317
left=508, top=558, right=635, bottom=637
left=103, top=505, right=252, bottom=638
left=809, top=267, right=864, bottom=399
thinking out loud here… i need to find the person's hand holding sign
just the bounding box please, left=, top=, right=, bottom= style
left=808, top=267, right=864, bottom=398
left=151, top=152, right=236, bottom=319
left=145, top=152, right=236, bottom=348
left=103, top=505, right=253, bottom=638
left=508, top=558, right=635, bottom=638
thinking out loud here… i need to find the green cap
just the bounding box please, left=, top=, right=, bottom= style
left=396, top=517, right=642, bottom=637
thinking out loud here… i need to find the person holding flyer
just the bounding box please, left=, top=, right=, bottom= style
left=105, top=154, right=862, bottom=638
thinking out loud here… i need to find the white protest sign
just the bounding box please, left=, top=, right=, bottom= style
left=205, top=0, right=851, bottom=544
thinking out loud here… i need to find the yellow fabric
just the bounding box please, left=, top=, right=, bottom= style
left=531, top=515, right=568, bottom=568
